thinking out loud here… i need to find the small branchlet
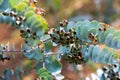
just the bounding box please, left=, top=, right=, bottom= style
left=101, top=64, right=120, bottom=80
left=65, top=46, right=86, bottom=65
left=49, top=27, right=79, bottom=47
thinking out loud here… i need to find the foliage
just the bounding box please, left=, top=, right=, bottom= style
left=0, top=0, right=120, bottom=80
left=86, top=64, right=120, bottom=80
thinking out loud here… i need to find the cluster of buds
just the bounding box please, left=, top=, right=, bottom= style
left=2, top=11, right=17, bottom=17
left=88, top=32, right=98, bottom=45
left=2, top=11, right=26, bottom=26
left=102, top=64, right=120, bottom=80
left=49, top=28, right=79, bottom=47
left=15, top=15, right=26, bottom=26
left=65, top=46, right=86, bottom=65
left=99, top=23, right=110, bottom=32
left=0, top=44, right=10, bottom=62
left=0, top=54, right=10, bottom=62
left=24, top=40, right=44, bottom=53
left=59, top=20, right=68, bottom=27
left=20, top=28, right=37, bottom=39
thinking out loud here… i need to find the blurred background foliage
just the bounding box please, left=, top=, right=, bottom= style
left=0, top=0, right=120, bottom=80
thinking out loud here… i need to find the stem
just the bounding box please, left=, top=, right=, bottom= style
left=0, top=50, right=23, bottom=53
left=43, top=37, right=51, bottom=42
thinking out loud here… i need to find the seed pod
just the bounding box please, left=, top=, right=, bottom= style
left=102, top=66, right=107, bottom=72
left=73, top=31, right=76, bottom=35
left=69, top=29, right=73, bottom=32
left=56, top=31, right=60, bottom=34
left=78, top=51, right=82, bottom=57
left=2, top=12, right=9, bottom=16
left=64, top=20, right=68, bottom=24
left=33, top=32, right=37, bottom=36
left=16, top=17, right=20, bottom=21
left=33, top=36, right=36, bottom=39
left=13, top=12, right=17, bottom=17
left=26, top=28, right=31, bottom=33
left=32, top=0, right=37, bottom=4
left=104, top=28, right=106, bottom=31
left=52, top=28, right=56, bottom=32
left=99, top=28, right=102, bottom=31
left=20, top=30, right=24, bottom=33
left=60, top=22, right=64, bottom=27
left=67, top=55, right=71, bottom=59
left=41, top=77, right=44, bottom=80
left=61, top=29, right=64, bottom=33
left=3, top=47, right=6, bottom=50
left=25, top=41, right=28, bottom=44
left=19, top=16, right=26, bottom=21
left=23, top=50, right=26, bottom=53
left=9, top=11, right=14, bottom=16
left=50, top=34, right=52, bottom=37
left=113, top=64, right=117, bottom=68
left=16, top=20, right=21, bottom=25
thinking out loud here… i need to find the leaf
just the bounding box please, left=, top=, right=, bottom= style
left=75, top=21, right=82, bottom=39
left=103, top=28, right=115, bottom=42
left=92, top=45, right=100, bottom=62
left=36, top=62, right=43, bottom=73
left=45, top=56, right=62, bottom=75
left=58, top=46, right=70, bottom=54
left=105, top=34, right=113, bottom=47
left=89, top=20, right=98, bottom=28
left=84, top=45, right=94, bottom=61
left=80, top=25, right=89, bottom=40
left=15, top=2, right=28, bottom=11
left=103, top=51, right=111, bottom=64
left=97, top=48, right=108, bottom=63
left=0, top=15, right=4, bottom=23
left=35, top=15, right=48, bottom=31
left=0, top=0, right=10, bottom=12
left=4, top=16, right=11, bottom=24
left=38, top=68, right=48, bottom=75
left=25, top=6, right=35, bottom=12
left=24, top=39, right=44, bottom=60
left=26, top=14, right=48, bottom=32
left=16, top=67, right=22, bottom=80
left=98, top=31, right=105, bottom=44
left=117, top=39, right=120, bottom=49
left=37, top=68, right=53, bottom=80
left=82, top=20, right=90, bottom=26
left=111, top=37, right=118, bottom=49
left=30, top=18, right=43, bottom=30
left=54, top=74, right=64, bottom=80
left=67, top=21, right=75, bottom=31
left=25, top=11, right=35, bottom=19
left=44, top=41, right=53, bottom=52
left=33, top=48, right=44, bottom=61
left=57, top=46, right=70, bottom=60
left=82, top=45, right=118, bottom=64
left=100, top=74, right=106, bottom=80
left=10, top=0, right=21, bottom=8
left=3, top=69, right=14, bottom=80
left=81, top=45, right=88, bottom=56
left=24, top=49, right=36, bottom=59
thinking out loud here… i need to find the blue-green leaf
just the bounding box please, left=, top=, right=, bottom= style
left=0, top=0, right=10, bottom=12
left=45, top=56, right=62, bottom=75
